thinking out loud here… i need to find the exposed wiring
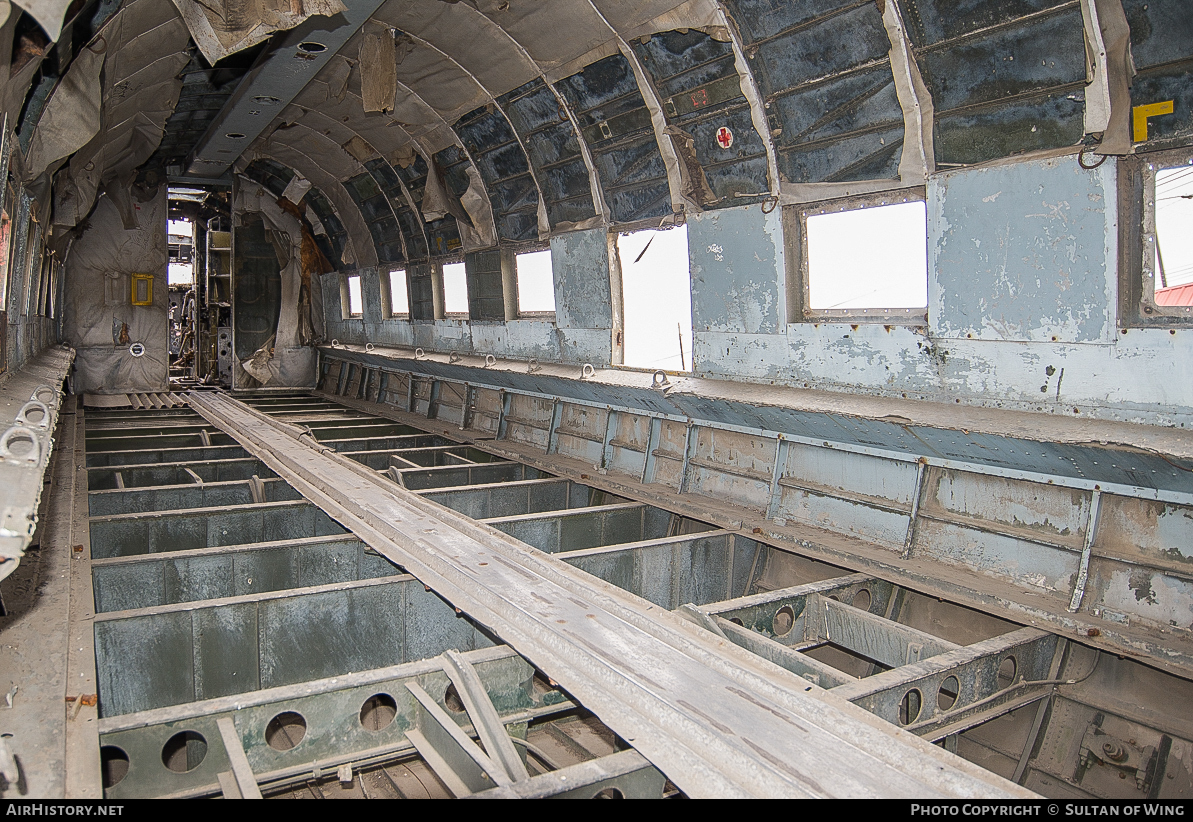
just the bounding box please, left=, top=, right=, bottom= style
left=1078, top=146, right=1108, bottom=170
left=510, top=736, right=562, bottom=772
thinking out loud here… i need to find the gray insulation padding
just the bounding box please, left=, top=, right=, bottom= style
left=62, top=188, right=168, bottom=393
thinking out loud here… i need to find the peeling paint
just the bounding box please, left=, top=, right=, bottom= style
left=929, top=156, right=1117, bottom=344
left=688, top=206, right=784, bottom=335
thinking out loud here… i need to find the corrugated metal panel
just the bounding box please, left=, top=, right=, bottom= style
left=344, top=173, right=405, bottom=264
left=632, top=29, right=769, bottom=204
left=902, top=0, right=1086, bottom=165
left=555, top=54, right=673, bottom=223
left=722, top=0, right=903, bottom=183
left=396, top=154, right=463, bottom=259
left=498, top=78, right=598, bottom=226
left=1156, top=283, right=1193, bottom=306
left=453, top=105, right=541, bottom=242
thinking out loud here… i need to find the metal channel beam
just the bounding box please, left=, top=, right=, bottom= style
left=187, top=391, right=1034, bottom=799
left=85, top=444, right=247, bottom=467
left=315, top=376, right=1193, bottom=680
left=88, top=458, right=274, bottom=490
left=88, top=477, right=299, bottom=516
left=90, top=535, right=399, bottom=612
left=92, top=573, right=491, bottom=718
left=804, top=594, right=961, bottom=668
left=85, top=430, right=235, bottom=451
left=97, top=647, right=574, bottom=799
left=322, top=434, right=446, bottom=453
left=470, top=750, right=665, bottom=799
left=392, top=461, right=534, bottom=489
left=418, top=478, right=598, bottom=519
left=89, top=500, right=346, bottom=558
left=482, top=502, right=675, bottom=554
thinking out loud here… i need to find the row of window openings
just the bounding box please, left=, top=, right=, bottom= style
left=345, top=250, right=557, bottom=320
left=341, top=203, right=930, bottom=371
left=337, top=161, right=1193, bottom=369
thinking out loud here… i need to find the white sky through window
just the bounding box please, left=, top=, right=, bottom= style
left=389, top=268, right=409, bottom=315
left=167, top=263, right=193, bottom=285
left=516, top=250, right=556, bottom=313
left=1156, top=165, right=1193, bottom=302
left=347, top=274, right=363, bottom=316
left=806, top=201, right=928, bottom=310
left=443, top=262, right=469, bottom=315
left=618, top=226, right=692, bottom=371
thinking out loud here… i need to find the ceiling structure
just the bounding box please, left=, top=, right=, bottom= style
left=12, top=0, right=1189, bottom=270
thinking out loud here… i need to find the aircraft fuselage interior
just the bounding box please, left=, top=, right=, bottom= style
left=0, top=0, right=1192, bottom=802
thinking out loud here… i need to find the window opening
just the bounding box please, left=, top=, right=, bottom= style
left=442, top=261, right=469, bottom=316
left=800, top=197, right=927, bottom=321
left=346, top=273, right=363, bottom=317
left=387, top=268, right=409, bottom=316
left=1154, top=164, right=1193, bottom=307
left=617, top=225, right=692, bottom=371
left=515, top=249, right=556, bottom=314
left=167, top=218, right=194, bottom=286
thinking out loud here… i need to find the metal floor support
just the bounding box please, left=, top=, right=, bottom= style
left=70, top=392, right=1193, bottom=800
left=182, top=391, right=1032, bottom=799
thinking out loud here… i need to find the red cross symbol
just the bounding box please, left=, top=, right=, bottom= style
left=716, top=126, right=734, bottom=149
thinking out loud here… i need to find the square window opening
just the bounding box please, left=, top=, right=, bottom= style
left=515, top=249, right=556, bottom=315
left=442, top=261, right=469, bottom=316
left=1149, top=159, right=1193, bottom=313
left=167, top=218, right=194, bottom=286
left=797, top=196, right=928, bottom=322
left=345, top=273, right=363, bottom=318
left=387, top=267, right=409, bottom=316
left=617, top=225, right=692, bottom=372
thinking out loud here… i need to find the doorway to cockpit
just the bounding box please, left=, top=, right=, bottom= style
left=167, top=184, right=231, bottom=388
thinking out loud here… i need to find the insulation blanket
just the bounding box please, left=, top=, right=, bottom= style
left=235, top=179, right=317, bottom=388
left=170, top=0, right=347, bottom=64
left=62, top=189, right=168, bottom=393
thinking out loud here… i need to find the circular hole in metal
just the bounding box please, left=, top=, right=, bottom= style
left=21, top=405, right=44, bottom=424
left=851, top=588, right=871, bottom=612
left=997, top=656, right=1017, bottom=689
left=34, top=387, right=54, bottom=404
left=729, top=617, right=744, bottom=626
left=265, top=711, right=307, bottom=751
left=100, top=746, right=129, bottom=788
left=938, top=675, right=960, bottom=711
left=5, top=432, right=35, bottom=457
left=298, top=41, right=327, bottom=53
left=129, top=342, right=145, bottom=358
left=443, top=682, right=465, bottom=713
left=161, top=730, right=207, bottom=772
left=224, top=132, right=247, bottom=140
left=252, top=95, right=281, bottom=105
left=359, top=693, right=397, bottom=731
left=593, top=788, right=624, bottom=799
left=899, top=689, right=923, bottom=725
left=772, top=605, right=795, bottom=637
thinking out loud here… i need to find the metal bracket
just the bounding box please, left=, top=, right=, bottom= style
left=442, top=650, right=529, bottom=783
left=404, top=682, right=510, bottom=796
left=216, top=717, right=263, bottom=799
left=1068, top=488, right=1102, bottom=613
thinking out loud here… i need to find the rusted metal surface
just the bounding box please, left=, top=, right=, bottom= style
left=186, top=389, right=1035, bottom=798
left=313, top=353, right=1193, bottom=679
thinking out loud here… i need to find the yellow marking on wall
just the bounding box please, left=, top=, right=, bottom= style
left=1133, top=101, right=1174, bottom=142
